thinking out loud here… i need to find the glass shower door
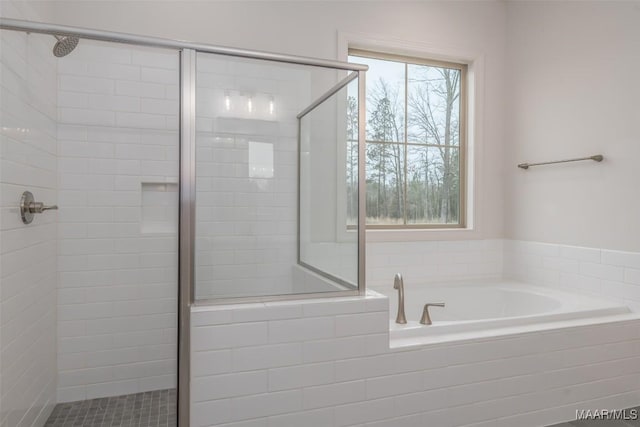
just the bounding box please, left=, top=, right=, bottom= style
left=192, top=52, right=363, bottom=301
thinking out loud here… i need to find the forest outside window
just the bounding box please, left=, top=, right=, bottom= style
left=347, top=49, right=467, bottom=228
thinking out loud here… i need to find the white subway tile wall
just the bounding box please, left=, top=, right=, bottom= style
left=505, top=240, right=640, bottom=310
left=0, top=2, right=58, bottom=426
left=191, top=293, right=640, bottom=427
left=56, top=40, right=179, bottom=402
left=367, top=239, right=504, bottom=290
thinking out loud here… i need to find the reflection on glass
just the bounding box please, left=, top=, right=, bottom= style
left=248, top=141, right=274, bottom=179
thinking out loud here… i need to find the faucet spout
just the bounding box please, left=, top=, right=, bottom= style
left=393, top=273, right=407, bottom=324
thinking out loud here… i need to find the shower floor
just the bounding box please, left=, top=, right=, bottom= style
left=44, top=389, right=176, bottom=427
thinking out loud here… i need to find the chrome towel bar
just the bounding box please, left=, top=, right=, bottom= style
left=518, top=154, right=603, bottom=170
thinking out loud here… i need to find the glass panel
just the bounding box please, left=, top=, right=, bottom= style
left=346, top=92, right=359, bottom=226
left=406, top=145, right=460, bottom=224
left=299, top=77, right=358, bottom=287
left=407, top=63, right=461, bottom=146
left=195, top=53, right=359, bottom=299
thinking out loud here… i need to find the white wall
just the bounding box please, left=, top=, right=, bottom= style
left=0, top=1, right=58, bottom=426
left=47, top=0, right=508, bottom=242
left=55, top=40, right=178, bottom=401
left=504, top=1, right=640, bottom=252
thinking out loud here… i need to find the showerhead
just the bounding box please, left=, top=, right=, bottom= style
left=53, top=35, right=79, bottom=57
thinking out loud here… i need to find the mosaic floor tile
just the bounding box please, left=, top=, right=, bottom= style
left=45, top=389, right=176, bottom=427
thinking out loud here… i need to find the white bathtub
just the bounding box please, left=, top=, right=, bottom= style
left=378, top=280, right=635, bottom=347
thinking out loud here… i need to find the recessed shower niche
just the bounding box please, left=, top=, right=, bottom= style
left=141, top=182, right=179, bottom=234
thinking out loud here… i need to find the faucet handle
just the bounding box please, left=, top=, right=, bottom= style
left=420, top=303, right=445, bottom=325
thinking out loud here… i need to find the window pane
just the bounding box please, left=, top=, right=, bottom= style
left=407, top=64, right=461, bottom=147
left=406, top=145, right=460, bottom=224
left=365, top=142, right=405, bottom=225
left=348, top=55, right=405, bottom=143
left=348, top=50, right=465, bottom=228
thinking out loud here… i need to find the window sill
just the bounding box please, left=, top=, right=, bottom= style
left=366, top=227, right=480, bottom=242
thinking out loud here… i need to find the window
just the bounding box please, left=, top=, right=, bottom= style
left=348, top=49, right=467, bottom=228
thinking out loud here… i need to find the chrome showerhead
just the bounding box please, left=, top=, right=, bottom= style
left=53, top=35, right=79, bottom=57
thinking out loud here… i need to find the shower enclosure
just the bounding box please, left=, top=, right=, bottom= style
left=0, top=17, right=365, bottom=426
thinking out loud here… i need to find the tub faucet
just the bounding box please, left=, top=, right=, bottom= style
left=420, top=303, right=445, bottom=325
left=393, top=273, right=407, bottom=324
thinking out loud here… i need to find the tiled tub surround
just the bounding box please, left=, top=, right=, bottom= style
left=190, top=238, right=640, bottom=426
left=367, top=237, right=640, bottom=314
left=190, top=294, right=640, bottom=427
left=384, top=281, right=633, bottom=348
left=505, top=240, right=640, bottom=310
left=366, top=239, right=504, bottom=290
left=56, top=41, right=179, bottom=402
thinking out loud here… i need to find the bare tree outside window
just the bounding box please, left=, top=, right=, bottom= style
left=347, top=50, right=466, bottom=228
left=346, top=94, right=359, bottom=226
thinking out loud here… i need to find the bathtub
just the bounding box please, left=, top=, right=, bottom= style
left=378, top=280, right=636, bottom=347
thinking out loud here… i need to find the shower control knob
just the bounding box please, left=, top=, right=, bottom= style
left=30, top=202, right=58, bottom=213
left=20, top=191, right=58, bottom=224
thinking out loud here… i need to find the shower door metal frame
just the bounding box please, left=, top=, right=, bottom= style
left=0, top=17, right=369, bottom=427
left=178, top=48, right=196, bottom=427
left=0, top=18, right=368, bottom=71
